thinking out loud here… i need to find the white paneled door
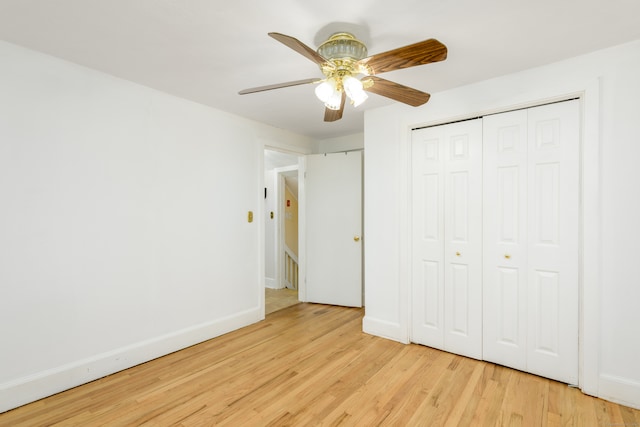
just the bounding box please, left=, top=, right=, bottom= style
left=482, top=109, right=529, bottom=372
left=411, top=100, right=580, bottom=384
left=411, top=119, right=483, bottom=360
left=305, top=151, right=362, bottom=307
left=483, top=100, right=580, bottom=384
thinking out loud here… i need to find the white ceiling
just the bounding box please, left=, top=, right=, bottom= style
left=1, top=0, right=640, bottom=140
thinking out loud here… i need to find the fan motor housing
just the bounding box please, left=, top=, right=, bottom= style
left=317, top=32, right=369, bottom=78
left=317, top=32, right=368, bottom=61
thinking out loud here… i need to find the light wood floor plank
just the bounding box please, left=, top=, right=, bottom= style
left=1, top=303, right=639, bottom=426
left=265, top=287, right=299, bottom=315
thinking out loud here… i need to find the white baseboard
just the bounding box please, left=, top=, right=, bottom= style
left=265, top=277, right=285, bottom=289
left=599, top=374, right=640, bottom=410
left=362, top=316, right=408, bottom=344
left=0, top=307, right=261, bottom=413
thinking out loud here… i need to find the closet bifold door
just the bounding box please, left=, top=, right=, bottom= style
left=411, top=119, right=483, bottom=360
left=482, top=109, right=529, bottom=372
left=482, top=100, right=580, bottom=385
left=525, top=101, right=579, bottom=385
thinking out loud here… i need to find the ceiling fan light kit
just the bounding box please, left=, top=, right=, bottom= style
left=239, top=31, right=447, bottom=122
left=343, top=75, right=368, bottom=107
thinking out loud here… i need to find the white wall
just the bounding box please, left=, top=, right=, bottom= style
left=363, top=39, right=640, bottom=409
left=0, top=41, right=313, bottom=412
left=313, top=132, right=364, bottom=153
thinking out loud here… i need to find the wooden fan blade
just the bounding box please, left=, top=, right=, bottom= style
left=269, top=32, right=331, bottom=67
left=357, top=39, right=447, bottom=74
left=324, top=92, right=346, bottom=122
left=239, top=78, right=320, bottom=95
left=363, top=76, right=431, bottom=106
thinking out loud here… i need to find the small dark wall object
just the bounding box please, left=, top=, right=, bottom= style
left=265, top=188, right=267, bottom=199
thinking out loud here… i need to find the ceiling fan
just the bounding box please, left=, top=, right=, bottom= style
left=239, top=32, right=448, bottom=122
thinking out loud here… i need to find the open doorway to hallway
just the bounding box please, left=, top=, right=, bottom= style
left=264, top=149, right=301, bottom=314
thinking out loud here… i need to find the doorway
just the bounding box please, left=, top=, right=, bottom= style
left=263, top=148, right=364, bottom=313
left=264, top=149, right=301, bottom=314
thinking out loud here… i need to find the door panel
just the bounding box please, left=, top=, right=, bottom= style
left=526, top=101, right=579, bottom=384
left=449, top=263, right=469, bottom=335
left=534, top=163, right=560, bottom=245
left=305, top=151, right=362, bottom=307
left=422, top=174, right=440, bottom=240
left=532, top=270, right=560, bottom=355
left=497, top=166, right=519, bottom=243
left=412, top=119, right=482, bottom=359
left=483, top=100, right=579, bottom=384
left=412, top=133, right=445, bottom=348
left=483, top=109, right=528, bottom=371
left=450, top=172, right=469, bottom=241
left=443, top=120, right=483, bottom=359
left=422, top=260, right=440, bottom=329
left=497, top=267, right=520, bottom=346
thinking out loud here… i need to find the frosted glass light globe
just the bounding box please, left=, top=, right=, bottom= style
left=324, top=90, right=343, bottom=110
left=343, top=76, right=368, bottom=107
left=315, top=80, right=334, bottom=103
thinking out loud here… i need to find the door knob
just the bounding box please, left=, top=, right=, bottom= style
left=504, top=254, right=511, bottom=259
left=354, top=235, right=361, bottom=242
left=455, top=251, right=461, bottom=257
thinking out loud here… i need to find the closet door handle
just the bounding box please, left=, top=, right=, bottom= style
left=455, top=251, right=461, bottom=257
left=504, top=254, right=511, bottom=259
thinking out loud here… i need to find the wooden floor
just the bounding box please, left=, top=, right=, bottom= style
left=2, top=304, right=639, bottom=426
left=265, top=287, right=299, bottom=315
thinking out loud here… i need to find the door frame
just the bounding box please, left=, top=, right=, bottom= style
left=261, top=145, right=306, bottom=318
left=402, top=81, right=601, bottom=396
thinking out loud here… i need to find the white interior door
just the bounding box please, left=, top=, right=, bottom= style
left=482, top=109, right=529, bottom=371
left=411, top=126, right=446, bottom=349
left=483, top=100, right=579, bottom=384
left=526, top=101, right=579, bottom=384
left=305, top=151, right=362, bottom=307
left=412, top=119, right=483, bottom=359
left=443, top=120, right=483, bottom=359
